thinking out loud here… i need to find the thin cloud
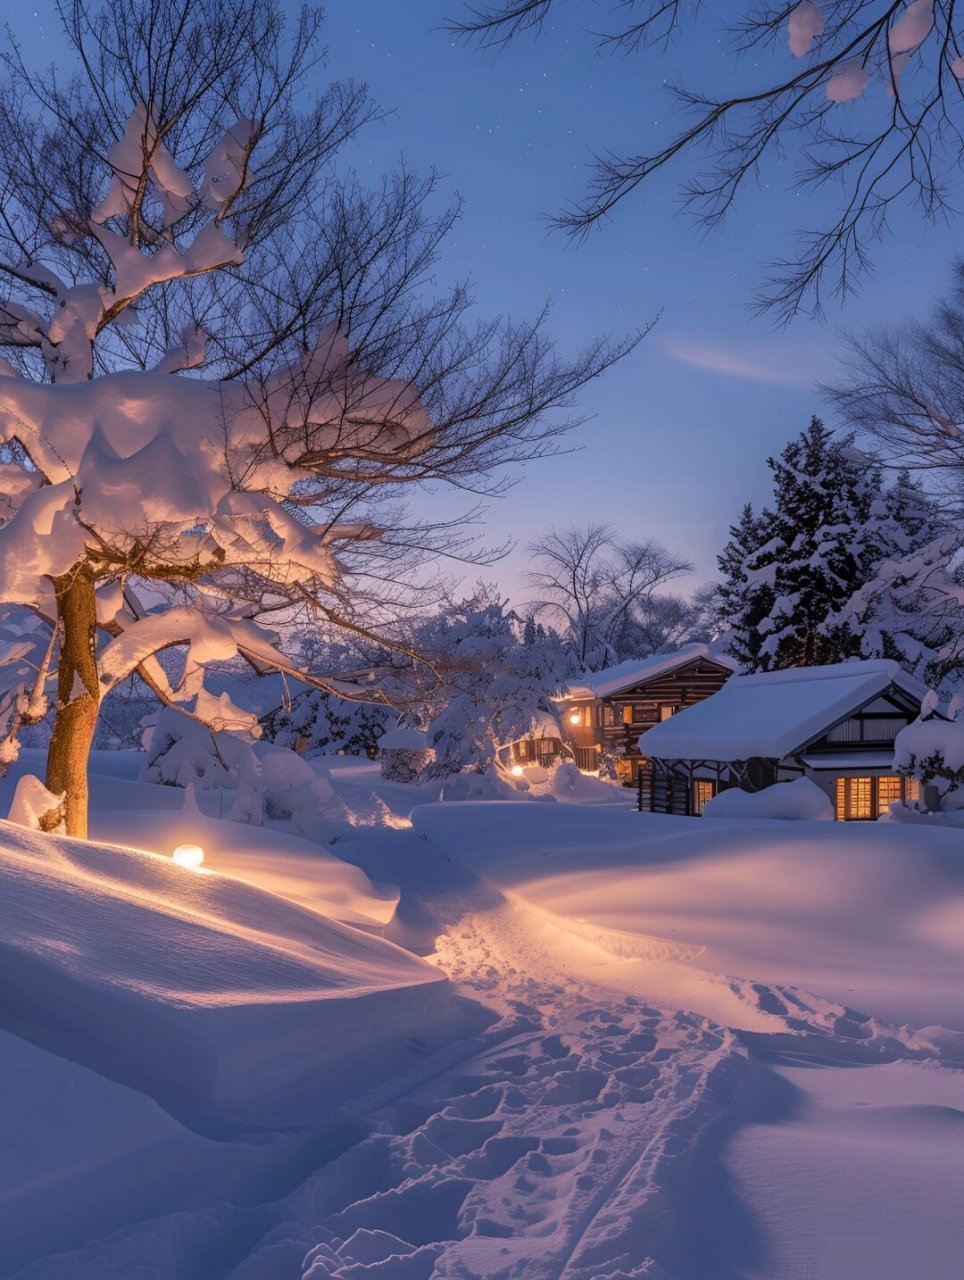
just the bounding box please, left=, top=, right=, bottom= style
left=660, top=335, right=826, bottom=389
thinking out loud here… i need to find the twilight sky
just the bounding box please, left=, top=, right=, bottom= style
left=13, top=2, right=964, bottom=602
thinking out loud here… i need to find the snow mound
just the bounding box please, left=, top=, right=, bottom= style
left=0, top=820, right=461, bottom=1133
left=702, top=777, right=833, bottom=821
left=6, top=773, right=62, bottom=831
left=412, top=803, right=964, bottom=1030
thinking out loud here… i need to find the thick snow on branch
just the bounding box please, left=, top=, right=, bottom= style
left=153, top=323, right=208, bottom=375
left=0, top=107, right=250, bottom=382
left=0, top=317, right=430, bottom=598
left=202, top=119, right=257, bottom=212
left=92, top=103, right=194, bottom=229
left=788, top=2, right=823, bottom=58
left=888, top=0, right=934, bottom=55
left=98, top=607, right=287, bottom=693
left=826, top=59, right=869, bottom=103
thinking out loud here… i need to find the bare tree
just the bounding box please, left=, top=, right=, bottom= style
left=0, top=0, right=638, bottom=836
left=827, top=260, right=964, bottom=681
left=449, top=1, right=964, bottom=320
left=830, top=259, right=964, bottom=490
left=526, top=523, right=692, bottom=665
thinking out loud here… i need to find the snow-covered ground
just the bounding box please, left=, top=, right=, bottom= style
left=0, top=752, right=961, bottom=1278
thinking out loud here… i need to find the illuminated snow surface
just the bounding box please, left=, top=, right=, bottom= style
left=0, top=752, right=962, bottom=1278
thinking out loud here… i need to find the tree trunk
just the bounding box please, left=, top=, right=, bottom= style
left=44, top=563, right=100, bottom=838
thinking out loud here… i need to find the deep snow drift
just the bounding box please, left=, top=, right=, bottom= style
left=0, top=801, right=470, bottom=1135
left=1, top=755, right=962, bottom=1279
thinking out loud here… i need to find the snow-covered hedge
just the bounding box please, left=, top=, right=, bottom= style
left=261, top=688, right=395, bottom=758
left=895, top=714, right=964, bottom=811
left=141, top=708, right=334, bottom=832
left=702, top=777, right=833, bottom=822
left=378, top=727, right=433, bottom=783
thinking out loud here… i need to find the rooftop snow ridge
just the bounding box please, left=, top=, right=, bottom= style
left=565, top=643, right=737, bottom=701
left=734, top=659, right=905, bottom=687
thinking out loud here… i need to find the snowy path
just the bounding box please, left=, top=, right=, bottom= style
left=4, top=802, right=964, bottom=1279
left=11, top=886, right=961, bottom=1280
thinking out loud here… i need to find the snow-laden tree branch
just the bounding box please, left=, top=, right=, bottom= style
left=449, top=0, right=964, bottom=319
left=0, top=0, right=637, bottom=835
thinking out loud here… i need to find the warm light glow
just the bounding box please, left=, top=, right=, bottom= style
left=382, top=813, right=413, bottom=830
left=511, top=764, right=525, bottom=777
left=569, top=712, right=581, bottom=725
left=172, top=843, right=205, bottom=869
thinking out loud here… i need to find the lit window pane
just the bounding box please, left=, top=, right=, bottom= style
left=692, top=779, right=715, bottom=814
left=877, top=775, right=903, bottom=813
left=838, top=776, right=873, bottom=820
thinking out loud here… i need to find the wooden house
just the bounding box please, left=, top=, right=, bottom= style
left=556, top=644, right=737, bottom=783
left=638, top=660, right=929, bottom=820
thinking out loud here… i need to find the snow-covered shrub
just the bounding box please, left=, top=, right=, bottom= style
left=702, top=777, right=833, bottom=821
left=142, top=708, right=336, bottom=832
left=378, top=727, right=433, bottom=782
left=261, top=688, right=395, bottom=758
left=255, top=742, right=335, bottom=832
left=895, top=712, right=964, bottom=811
left=142, top=709, right=263, bottom=823
left=6, top=775, right=65, bottom=833
left=418, top=594, right=570, bottom=779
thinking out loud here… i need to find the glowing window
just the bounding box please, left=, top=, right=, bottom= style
left=658, top=704, right=679, bottom=722
left=877, top=776, right=903, bottom=812
left=836, top=776, right=873, bottom=820
left=622, top=705, right=634, bottom=726
left=692, top=779, right=715, bottom=815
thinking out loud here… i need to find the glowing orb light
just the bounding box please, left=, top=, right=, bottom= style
left=569, top=712, right=581, bottom=725
left=172, top=843, right=205, bottom=869
left=511, top=764, right=525, bottom=777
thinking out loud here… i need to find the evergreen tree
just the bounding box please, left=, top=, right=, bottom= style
left=716, top=419, right=950, bottom=672
left=715, top=503, right=775, bottom=669
left=760, top=419, right=879, bottom=669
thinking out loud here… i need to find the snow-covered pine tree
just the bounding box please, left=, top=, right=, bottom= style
left=718, top=422, right=956, bottom=674
left=0, top=0, right=629, bottom=836
left=759, top=419, right=879, bottom=669
left=715, top=503, right=774, bottom=668
left=832, top=471, right=964, bottom=687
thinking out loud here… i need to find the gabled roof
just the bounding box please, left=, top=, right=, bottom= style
left=564, top=644, right=737, bottom=701
left=640, top=660, right=928, bottom=763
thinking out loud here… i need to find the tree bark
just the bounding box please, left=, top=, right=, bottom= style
left=44, top=563, right=100, bottom=838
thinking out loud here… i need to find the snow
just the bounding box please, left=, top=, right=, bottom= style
left=6, top=773, right=61, bottom=830
left=702, top=776, right=833, bottom=820
left=2, top=747, right=963, bottom=1277
left=895, top=714, right=964, bottom=775
left=640, top=658, right=925, bottom=762
left=0, top=811, right=462, bottom=1134
left=412, top=802, right=964, bottom=1029
left=889, top=0, right=933, bottom=53
left=564, top=642, right=736, bottom=700
left=826, top=59, right=870, bottom=102
left=788, top=1, right=823, bottom=57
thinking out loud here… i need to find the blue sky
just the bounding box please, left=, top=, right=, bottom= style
left=13, top=2, right=964, bottom=600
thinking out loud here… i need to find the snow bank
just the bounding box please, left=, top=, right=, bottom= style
left=702, top=777, right=833, bottom=821
left=412, top=803, right=964, bottom=1029
left=0, top=820, right=464, bottom=1133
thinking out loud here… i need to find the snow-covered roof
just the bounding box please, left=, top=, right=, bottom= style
left=641, top=660, right=928, bottom=763
left=563, top=644, right=737, bottom=701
